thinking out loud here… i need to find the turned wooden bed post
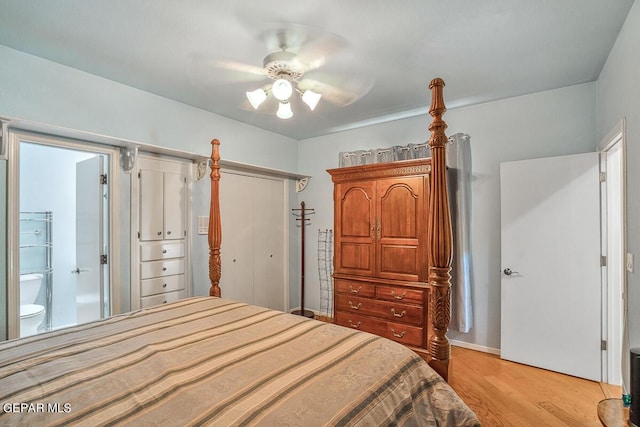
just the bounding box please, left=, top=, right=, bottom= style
left=427, top=78, right=453, bottom=380
left=208, top=139, right=222, bottom=297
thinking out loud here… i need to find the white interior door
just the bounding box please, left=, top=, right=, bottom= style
left=75, top=156, right=105, bottom=324
left=500, top=152, right=601, bottom=381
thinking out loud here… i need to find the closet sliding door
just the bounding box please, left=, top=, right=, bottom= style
left=220, top=171, right=287, bottom=311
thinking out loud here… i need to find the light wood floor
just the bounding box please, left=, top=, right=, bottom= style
left=449, top=346, right=621, bottom=426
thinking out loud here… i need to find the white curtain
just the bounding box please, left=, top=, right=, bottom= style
left=447, top=133, right=474, bottom=333
left=337, top=134, right=474, bottom=333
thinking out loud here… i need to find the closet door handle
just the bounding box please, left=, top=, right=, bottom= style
left=377, top=219, right=381, bottom=239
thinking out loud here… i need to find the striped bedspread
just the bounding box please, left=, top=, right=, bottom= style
left=0, top=297, right=479, bottom=426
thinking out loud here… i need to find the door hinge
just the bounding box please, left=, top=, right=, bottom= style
left=600, top=172, right=606, bottom=182
left=100, top=254, right=108, bottom=265
left=137, top=231, right=141, bottom=239
left=100, top=174, right=108, bottom=185
left=601, top=255, right=607, bottom=267
left=601, top=340, right=607, bottom=351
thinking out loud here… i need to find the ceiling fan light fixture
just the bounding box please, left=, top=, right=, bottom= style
left=271, top=78, right=293, bottom=101
left=246, top=88, right=267, bottom=109
left=276, top=101, right=293, bottom=119
left=301, top=89, right=322, bottom=111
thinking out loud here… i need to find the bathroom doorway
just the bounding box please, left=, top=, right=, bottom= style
left=6, top=131, right=119, bottom=339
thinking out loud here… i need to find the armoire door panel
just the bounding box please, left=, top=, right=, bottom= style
left=378, top=178, right=421, bottom=239
left=379, top=245, right=419, bottom=278
left=339, top=243, right=373, bottom=273
left=335, top=181, right=376, bottom=276
left=376, top=176, right=425, bottom=281
left=339, top=187, right=374, bottom=237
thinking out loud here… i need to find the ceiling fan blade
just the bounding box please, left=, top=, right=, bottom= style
left=187, top=54, right=266, bottom=86
left=299, top=76, right=374, bottom=107
left=257, top=23, right=347, bottom=72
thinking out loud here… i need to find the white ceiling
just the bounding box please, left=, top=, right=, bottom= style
left=0, top=0, right=634, bottom=140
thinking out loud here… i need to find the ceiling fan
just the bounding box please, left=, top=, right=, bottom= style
left=209, top=24, right=374, bottom=120
left=245, top=48, right=323, bottom=119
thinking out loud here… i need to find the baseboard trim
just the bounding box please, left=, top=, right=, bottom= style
left=451, top=339, right=501, bottom=356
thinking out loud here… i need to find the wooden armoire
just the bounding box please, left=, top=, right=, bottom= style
left=327, top=159, right=432, bottom=355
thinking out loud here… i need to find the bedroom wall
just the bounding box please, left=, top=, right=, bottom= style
left=596, top=0, right=640, bottom=350
left=298, top=82, right=596, bottom=351
left=0, top=44, right=301, bottom=338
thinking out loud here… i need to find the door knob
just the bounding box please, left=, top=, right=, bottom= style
left=503, top=268, right=520, bottom=276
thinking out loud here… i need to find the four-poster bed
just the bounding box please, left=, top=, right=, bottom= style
left=209, top=78, right=453, bottom=380
left=0, top=79, right=477, bottom=426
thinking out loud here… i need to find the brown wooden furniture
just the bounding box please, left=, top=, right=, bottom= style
left=328, top=78, right=452, bottom=379
left=207, top=78, right=453, bottom=380
left=597, top=399, right=629, bottom=427
left=327, top=159, right=432, bottom=349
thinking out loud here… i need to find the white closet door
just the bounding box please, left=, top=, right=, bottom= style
left=139, top=169, right=164, bottom=241
left=163, top=172, right=186, bottom=240
left=253, top=177, right=285, bottom=311
left=220, top=172, right=254, bottom=303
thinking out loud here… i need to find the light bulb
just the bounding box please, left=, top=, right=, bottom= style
left=276, top=101, right=293, bottom=119
left=246, top=88, right=267, bottom=109
left=272, top=79, right=293, bottom=101
left=301, top=90, right=322, bottom=111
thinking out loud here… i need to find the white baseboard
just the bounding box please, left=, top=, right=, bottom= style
left=451, top=339, right=501, bottom=356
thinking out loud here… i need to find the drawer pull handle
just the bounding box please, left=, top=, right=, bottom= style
left=163, top=300, right=167, bottom=304
left=391, top=308, right=406, bottom=318
left=162, top=283, right=167, bottom=288
left=349, top=285, right=362, bottom=294
left=157, top=231, right=162, bottom=236
left=391, top=291, right=406, bottom=300
left=391, top=329, right=406, bottom=338
left=162, top=267, right=167, bottom=271
left=348, top=301, right=362, bottom=310
left=162, top=249, right=167, bottom=254
left=167, top=231, right=172, bottom=235
left=348, top=320, right=362, bottom=329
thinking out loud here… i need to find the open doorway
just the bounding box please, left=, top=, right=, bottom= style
left=7, top=131, right=120, bottom=339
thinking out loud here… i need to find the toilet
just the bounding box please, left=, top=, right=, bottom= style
left=19, top=273, right=46, bottom=337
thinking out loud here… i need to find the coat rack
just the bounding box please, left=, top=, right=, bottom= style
left=292, top=201, right=315, bottom=318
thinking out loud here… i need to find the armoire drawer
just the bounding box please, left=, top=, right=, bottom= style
left=140, top=274, right=185, bottom=297
left=376, top=285, right=425, bottom=305
left=140, top=258, right=185, bottom=279
left=140, top=241, right=185, bottom=261
left=140, top=289, right=186, bottom=308
left=335, top=311, right=424, bottom=347
left=335, top=294, right=424, bottom=326
left=334, top=279, right=375, bottom=298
